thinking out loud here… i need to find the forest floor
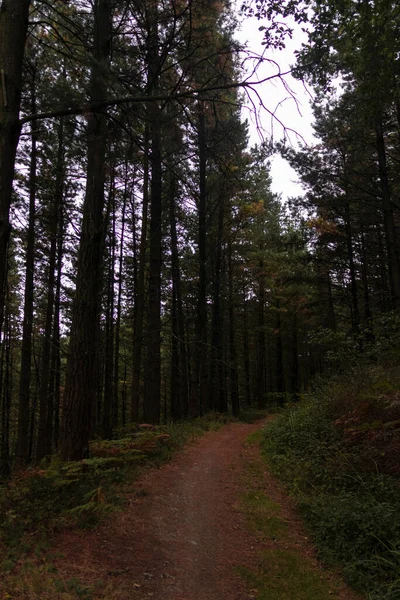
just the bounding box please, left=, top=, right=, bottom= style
left=2, top=418, right=363, bottom=599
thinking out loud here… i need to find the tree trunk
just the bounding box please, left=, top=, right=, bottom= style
left=377, top=226, right=390, bottom=312
left=243, top=286, right=251, bottom=406
left=256, top=259, right=266, bottom=408
left=276, top=299, right=284, bottom=394
left=51, top=209, right=63, bottom=452
left=143, top=9, right=162, bottom=425
left=210, top=193, right=225, bottom=412
left=360, top=225, right=374, bottom=342
left=0, top=0, right=31, bottom=334
left=16, top=81, right=37, bottom=465
left=376, top=119, right=400, bottom=309
left=61, top=0, right=112, bottom=461
left=113, top=182, right=127, bottom=427
left=326, top=271, right=336, bottom=331
left=0, top=298, right=11, bottom=478
left=191, top=103, right=208, bottom=417
left=344, top=196, right=360, bottom=338
left=131, top=131, right=149, bottom=422
left=169, top=168, right=187, bottom=421
left=102, top=174, right=116, bottom=438
left=228, top=240, right=239, bottom=416
left=291, top=312, right=299, bottom=395
left=37, top=118, right=65, bottom=460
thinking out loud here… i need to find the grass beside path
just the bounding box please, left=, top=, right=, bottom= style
left=235, top=429, right=354, bottom=600
left=261, top=364, right=400, bottom=600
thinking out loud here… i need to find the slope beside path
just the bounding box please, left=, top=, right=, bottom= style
left=50, top=419, right=360, bottom=600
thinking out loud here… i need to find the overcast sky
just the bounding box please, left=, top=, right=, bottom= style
left=235, top=7, right=317, bottom=200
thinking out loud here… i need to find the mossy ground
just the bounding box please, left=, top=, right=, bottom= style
left=236, top=550, right=338, bottom=600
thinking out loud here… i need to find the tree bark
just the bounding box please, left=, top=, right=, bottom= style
left=291, top=312, right=299, bottom=395
left=228, top=240, right=239, bottom=416
left=169, top=168, right=186, bottom=421
left=102, top=173, right=116, bottom=438
left=191, top=103, right=208, bottom=417
left=36, top=118, right=65, bottom=460
left=131, top=133, right=149, bottom=422
left=376, top=119, right=400, bottom=309
left=209, top=193, right=225, bottom=412
left=256, top=258, right=266, bottom=408
left=243, top=285, right=251, bottom=406
left=50, top=204, right=63, bottom=451
left=344, top=196, right=360, bottom=338
left=0, top=297, right=11, bottom=478
left=16, top=79, right=37, bottom=465
left=61, top=0, right=112, bottom=461
left=113, top=182, right=127, bottom=427
left=360, top=225, right=374, bottom=341
left=276, top=299, right=284, bottom=394
left=0, top=0, right=31, bottom=335
left=143, top=8, right=162, bottom=424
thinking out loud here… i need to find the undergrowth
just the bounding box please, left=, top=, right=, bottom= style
left=262, top=362, right=400, bottom=600
left=236, top=432, right=343, bottom=599
left=0, top=413, right=227, bottom=593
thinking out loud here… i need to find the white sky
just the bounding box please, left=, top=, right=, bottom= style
left=235, top=7, right=317, bottom=200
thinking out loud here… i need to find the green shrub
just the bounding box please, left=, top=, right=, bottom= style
left=262, top=368, right=400, bottom=600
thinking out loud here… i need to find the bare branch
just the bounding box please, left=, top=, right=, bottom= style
left=20, top=70, right=294, bottom=125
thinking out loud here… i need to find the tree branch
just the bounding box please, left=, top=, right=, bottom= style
left=20, top=70, right=293, bottom=124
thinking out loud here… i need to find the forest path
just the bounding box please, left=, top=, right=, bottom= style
left=54, top=419, right=360, bottom=600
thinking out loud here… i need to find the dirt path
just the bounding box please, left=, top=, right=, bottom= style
left=53, top=420, right=361, bottom=600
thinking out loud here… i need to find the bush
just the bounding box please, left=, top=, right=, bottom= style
left=262, top=366, right=400, bottom=599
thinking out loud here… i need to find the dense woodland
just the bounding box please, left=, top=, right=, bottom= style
left=0, top=0, right=400, bottom=474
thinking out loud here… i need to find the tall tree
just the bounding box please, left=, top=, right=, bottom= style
left=0, top=0, right=31, bottom=333
left=61, top=0, right=112, bottom=460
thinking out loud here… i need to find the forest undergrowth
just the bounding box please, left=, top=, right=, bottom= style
left=0, top=411, right=246, bottom=593
left=262, top=351, right=400, bottom=600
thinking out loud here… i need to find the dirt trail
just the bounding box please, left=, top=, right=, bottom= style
left=54, top=420, right=360, bottom=600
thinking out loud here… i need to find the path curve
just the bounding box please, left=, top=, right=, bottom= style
left=53, top=420, right=360, bottom=600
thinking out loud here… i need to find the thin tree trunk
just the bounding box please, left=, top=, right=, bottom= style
left=276, top=299, right=284, bottom=394
left=37, top=118, right=65, bottom=460
left=344, top=196, right=360, bottom=338
left=191, top=103, right=208, bottom=417
left=169, top=170, right=181, bottom=420
left=291, top=312, right=299, bottom=395
left=51, top=215, right=63, bottom=451
left=326, top=271, right=336, bottom=331
left=361, top=225, right=374, bottom=342
left=243, top=287, right=251, bottom=407
left=122, top=359, right=127, bottom=426
left=172, top=192, right=189, bottom=420
left=256, top=259, right=266, bottom=409
left=16, top=80, right=37, bottom=465
left=376, top=119, right=400, bottom=309
left=209, top=194, right=224, bottom=412
left=28, top=347, right=40, bottom=462
left=0, top=298, right=11, bottom=478
left=113, top=182, right=127, bottom=427
left=131, top=132, right=149, bottom=422
left=377, top=226, right=390, bottom=312
left=103, top=173, right=116, bottom=438
left=228, top=240, right=239, bottom=416
left=143, top=9, right=162, bottom=425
